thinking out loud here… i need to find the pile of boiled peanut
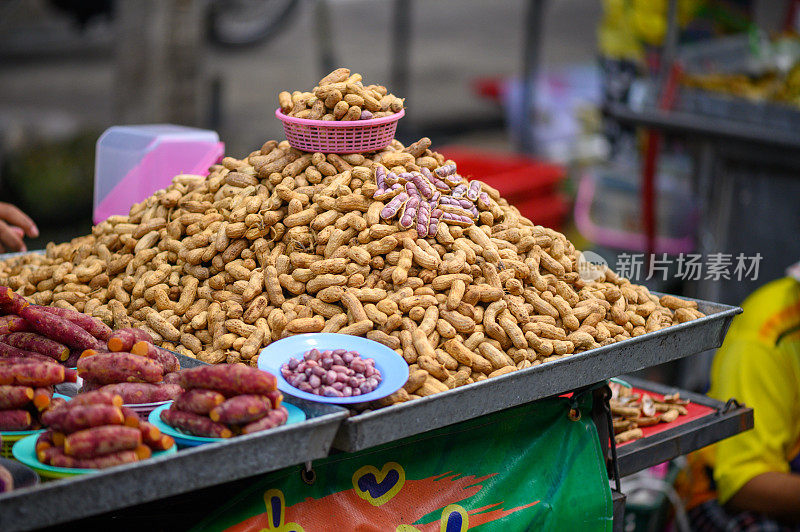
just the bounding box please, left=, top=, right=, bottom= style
left=0, top=132, right=704, bottom=407
left=278, top=68, right=404, bottom=121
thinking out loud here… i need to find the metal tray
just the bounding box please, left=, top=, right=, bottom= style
left=333, top=297, right=741, bottom=452
left=615, top=376, right=753, bottom=478
left=0, top=355, right=349, bottom=532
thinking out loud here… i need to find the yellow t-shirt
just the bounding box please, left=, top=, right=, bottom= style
left=708, top=277, right=800, bottom=504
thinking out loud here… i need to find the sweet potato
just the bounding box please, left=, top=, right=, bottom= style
left=62, top=353, right=79, bottom=370
left=241, top=406, right=289, bottom=434
left=68, top=390, right=124, bottom=408
left=0, top=286, right=29, bottom=315
left=98, top=382, right=182, bottom=404
left=174, top=389, right=225, bottom=415
left=0, top=342, right=57, bottom=364
left=32, top=387, right=53, bottom=411
left=64, top=367, right=78, bottom=383
left=162, top=372, right=181, bottom=385
left=138, top=421, right=162, bottom=447
left=0, top=315, right=30, bottom=334
left=107, top=328, right=153, bottom=353
left=39, top=307, right=113, bottom=341
left=130, top=341, right=180, bottom=373
left=46, top=396, right=67, bottom=412
left=35, top=430, right=55, bottom=453
left=64, top=426, right=141, bottom=458
left=0, top=464, right=12, bottom=493
left=265, top=390, right=283, bottom=410
left=3, top=332, right=69, bottom=361
left=160, top=407, right=232, bottom=438
left=18, top=305, right=100, bottom=350
left=0, top=385, right=34, bottom=409
left=78, top=353, right=163, bottom=384
left=120, top=406, right=141, bottom=428
left=0, top=409, right=33, bottom=430
left=41, top=446, right=147, bottom=469
left=209, top=394, right=271, bottom=425
left=0, top=362, right=65, bottom=386
left=42, top=404, right=124, bottom=433
left=151, top=434, right=174, bottom=451
left=179, top=365, right=277, bottom=396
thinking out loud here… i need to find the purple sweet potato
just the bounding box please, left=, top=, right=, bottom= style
left=160, top=407, right=232, bottom=438
left=0, top=315, right=30, bottom=334
left=98, top=382, right=182, bottom=404
left=35, top=430, right=55, bottom=454
left=241, top=406, right=289, bottom=434
left=119, top=406, right=142, bottom=428
left=64, top=425, right=141, bottom=458
left=0, top=385, right=34, bottom=409
left=130, top=341, right=179, bottom=373
left=40, top=445, right=148, bottom=469
left=0, top=362, right=65, bottom=386
left=32, top=387, right=53, bottom=411
left=0, top=409, right=33, bottom=430
left=0, top=286, right=29, bottom=315
left=209, top=394, right=271, bottom=425
left=77, top=353, right=163, bottom=384
left=178, top=365, right=277, bottom=396
left=265, top=390, right=283, bottom=410
left=42, top=404, right=124, bottom=433
left=0, top=342, right=58, bottom=364
left=3, top=332, right=69, bottom=361
left=138, top=421, right=174, bottom=451
left=18, top=305, right=100, bottom=350
left=174, top=389, right=225, bottom=415
left=68, top=390, right=124, bottom=408
left=39, top=307, right=113, bottom=341
left=64, top=349, right=81, bottom=368
left=162, top=372, right=181, bottom=385
left=0, top=464, right=12, bottom=492
left=107, top=328, right=153, bottom=353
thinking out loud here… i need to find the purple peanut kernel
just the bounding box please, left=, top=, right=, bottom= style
left=322, top=386, right=342, bottom=397
left=342, top=386, right=353, bottom=397
left=308, top=375, right=321, bottom=388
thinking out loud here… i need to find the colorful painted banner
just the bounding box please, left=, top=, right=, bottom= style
left=193, top=396, right=612, bottom=531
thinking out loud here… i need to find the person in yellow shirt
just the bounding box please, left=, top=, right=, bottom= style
left=688, top=269, right=800, bottom=530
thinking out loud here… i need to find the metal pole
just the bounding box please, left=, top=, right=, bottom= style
left=519, top=0, right=545, bottom=154
left=390, top=0, right=412, bottom=100
left=315, top=0, right=335, bottom=76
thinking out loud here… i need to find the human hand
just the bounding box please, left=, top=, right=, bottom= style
left=0, top=202, right=39, bottom=253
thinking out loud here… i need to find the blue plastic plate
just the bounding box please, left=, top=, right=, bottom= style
left=148, top=401, right=306, bottom=447
left=257, top=333, right=409, bottom=404
left=12, top=434, right=176, bottom=478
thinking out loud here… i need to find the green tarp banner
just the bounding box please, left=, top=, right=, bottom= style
left=193, top=396, right=612, bottom=531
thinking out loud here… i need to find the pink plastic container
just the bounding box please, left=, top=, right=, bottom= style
left=275, top=108, right=404, bottom=154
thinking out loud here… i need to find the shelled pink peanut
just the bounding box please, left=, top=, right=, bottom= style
left=281, top=348, right=381, bottom=398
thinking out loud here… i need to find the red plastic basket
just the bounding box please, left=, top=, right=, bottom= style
left=275, top=108, right=404, bottom=154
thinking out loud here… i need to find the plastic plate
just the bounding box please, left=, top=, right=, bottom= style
left=12, top=434, right=177, bottom=479
left=257, top=333, right=409, bottom=404
left=148, top=401, right=306, bottom=447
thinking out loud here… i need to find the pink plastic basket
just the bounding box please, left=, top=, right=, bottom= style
left=275, top=108, right=404, bottom=154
